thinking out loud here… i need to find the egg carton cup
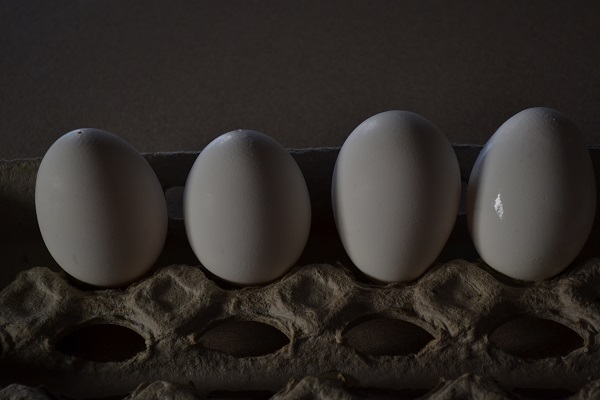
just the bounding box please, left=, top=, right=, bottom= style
left=1, top=146, right=600, bottom=399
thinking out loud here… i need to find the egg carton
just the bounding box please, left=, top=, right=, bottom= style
left=4, top=374, right=600, bottom=400
left=1, top=146, right=600, bottom=399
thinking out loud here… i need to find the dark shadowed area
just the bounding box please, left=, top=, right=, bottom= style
left=1, top=0, right=599, bottom=159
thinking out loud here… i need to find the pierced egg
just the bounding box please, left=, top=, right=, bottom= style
left=35, top=129, right=168, bottom=287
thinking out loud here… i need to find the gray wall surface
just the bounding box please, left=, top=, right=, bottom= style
left=1, top=0, right=599, bottom=160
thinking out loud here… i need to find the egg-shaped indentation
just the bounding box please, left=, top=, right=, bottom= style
left=286, top=269, right=342, bottom=309
left=489, top=317, right=583, bottom=359
left=134, top=273, right=191, bottom=317
left=1, top=269, right=60, bottom=319
left=131, top=266, right=218, bottom=334
left=417, top=261, right=501, bottom=328
left=343, top=317, right=434, bottom=356
left=54, top=323, right=146, bottom=362
left=429, top=274, right=483, bottom=310
left=198, top=320, right=289, bottom=357
left=563, top=262, right=600, bottom=310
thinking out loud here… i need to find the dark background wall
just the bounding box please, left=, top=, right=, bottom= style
left=1, top=0, right=599, bottom=160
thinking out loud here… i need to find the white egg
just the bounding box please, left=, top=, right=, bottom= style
left=332, top=110, right=461, bottom=283
left=467, top=107, right=596, bottom=281
left=35, top=129, right=168, bottom=287
left=183, top=130, right=311, bottom=286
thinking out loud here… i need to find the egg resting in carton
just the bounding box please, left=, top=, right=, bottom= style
left=1, top=146, right=600, bottom=399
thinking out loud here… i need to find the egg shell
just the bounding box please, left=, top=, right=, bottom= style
left=467, top=107, right=596, bottom=281
left=183, top=130, right=311, bottom=286
left=35, top=129, right=168, bottom=287
left=332, top=110, right=461, bottom=283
